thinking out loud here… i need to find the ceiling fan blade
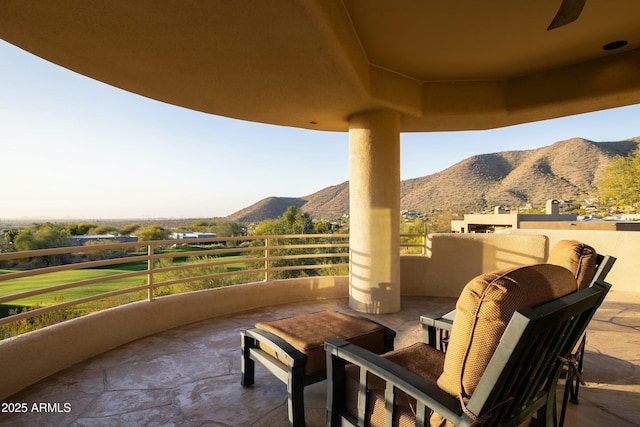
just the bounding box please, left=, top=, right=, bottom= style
left=547, top=0, right=587, bottom=30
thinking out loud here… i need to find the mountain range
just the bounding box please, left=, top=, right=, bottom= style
left=226, top=137, right=640, bottom=223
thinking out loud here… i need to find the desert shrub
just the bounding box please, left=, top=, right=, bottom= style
left=152, top=256, right=261, bottom=296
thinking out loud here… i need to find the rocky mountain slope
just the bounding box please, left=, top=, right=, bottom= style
left=226, top=137, right=640, bottom=223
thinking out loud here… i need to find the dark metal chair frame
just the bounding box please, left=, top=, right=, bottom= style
left=241, top=312, right=396, bottom=427
left=421, top=254, right=616, bottom=427
left=326, top=280, right=612, bottom=427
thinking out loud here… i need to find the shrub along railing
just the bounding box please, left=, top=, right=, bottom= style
left=0, top=233, right=425, bottom=338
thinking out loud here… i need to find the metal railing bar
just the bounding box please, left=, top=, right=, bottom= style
left=151, top=268, right=268, bottom=289
left=268, top=263, right=349, bottom=272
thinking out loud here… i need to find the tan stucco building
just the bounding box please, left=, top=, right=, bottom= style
left=453, top=200, right=640, bottom=233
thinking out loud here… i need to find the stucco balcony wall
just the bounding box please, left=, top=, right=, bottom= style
left=400, top=233, right=548, bottom=297
left=0, top=277, right=348, bottom=401
left=401, top=230, right=639, bottom=296
left=508, top=229, right=640, bottom=293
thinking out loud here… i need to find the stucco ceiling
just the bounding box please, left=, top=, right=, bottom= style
left=1, top=0, right=639, bottom=132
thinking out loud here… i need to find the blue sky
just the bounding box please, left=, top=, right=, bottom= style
left=1, top=40, right=639, bottom=220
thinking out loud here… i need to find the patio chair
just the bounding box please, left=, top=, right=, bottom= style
left=325, top=264, right=612, bottom=427
left=420, top=240, right=615, bottom=426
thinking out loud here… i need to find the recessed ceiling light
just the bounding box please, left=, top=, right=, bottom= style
left=603, top=40, right=628, bottom=50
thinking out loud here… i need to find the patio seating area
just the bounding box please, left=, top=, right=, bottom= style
left=0, top=291, right=638, bottom=427
left=2, top=4, right=640, bottom=426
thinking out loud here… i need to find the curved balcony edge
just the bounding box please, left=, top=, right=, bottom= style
left=0, top=275, right=348, bottom=401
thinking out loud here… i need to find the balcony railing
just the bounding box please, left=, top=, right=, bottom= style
left=0, top=234, right=354, bottom=337
left=400, top=232, right=427, bottom=254
left=11, top=228, right=634, bottom=342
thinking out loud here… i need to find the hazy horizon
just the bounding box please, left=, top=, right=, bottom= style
left=2, top=40, right=640, bottom=220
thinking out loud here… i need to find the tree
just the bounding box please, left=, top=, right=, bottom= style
left=313, top=220, right=332, bottom=234
left=252, top=218, right=283, bottom=236
left=134, top=225, right=170, bottom=241
left=121, top=223, right=141, bottom=236
left=1, top=229, right=19, bottom=254
left=597, top=149, right=640, bottom=211
left=428, top=210, right=459, bottom=233
left=215, top=221, right=246, bottom=237
left=191, top=220, right=210, bottom=231
left=254, top=206, right=314, bottom=235
left=284, top=206, right=314, bottom=234
left=12, top=223, right=72, bottom=266
left=66, top=222, right=97, bottom=236
left=13, top=223, right=71, bottom=252
left=91, top=225, right=118, bottom=235
left=2, top=229, right=19, bottom=245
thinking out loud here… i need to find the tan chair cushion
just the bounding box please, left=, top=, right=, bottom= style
left=437, top=264, right=578, bottom=400
left=256, top=310, right=385, bottom=376
left=547, top=239, right=597, bottom=289
left=345, top=343, right=445, bottom=427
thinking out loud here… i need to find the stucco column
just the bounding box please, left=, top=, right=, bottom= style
left=348, top=110, right=401, bottom=314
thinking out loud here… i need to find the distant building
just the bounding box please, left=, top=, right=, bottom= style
left=451, top=199, right=640, bottom=233
left=401, top=210, right=429, bottom=221
left=170, top=232, right=218, bottom=240
left=71, top=235, right=138, bottom=246
left=169, top=231, right=219, bottom=247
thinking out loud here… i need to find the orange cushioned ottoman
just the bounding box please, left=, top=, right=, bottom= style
left=241, top=310, right=395, bottom=427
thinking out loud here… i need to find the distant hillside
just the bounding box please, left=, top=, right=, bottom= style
left=401, top=137, right=640, bottom=213
left=226, top=197, right=306, bottom=223
left=297, top=183, right=350, bottom=220
left=225, top=137, right=640, bottom=223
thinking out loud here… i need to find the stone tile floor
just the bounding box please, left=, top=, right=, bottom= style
left=0, top=292, right=638, bottom=426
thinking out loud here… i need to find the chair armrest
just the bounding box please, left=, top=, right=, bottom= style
left=420, top=314, right=454, bottom=330
left=325, top=338, right=465, bottom=426
left=591, top=254, right=616, bottom=286
left=241, top=327, right=306, bottom=367
left=420, top=314, right=454, bottom=349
